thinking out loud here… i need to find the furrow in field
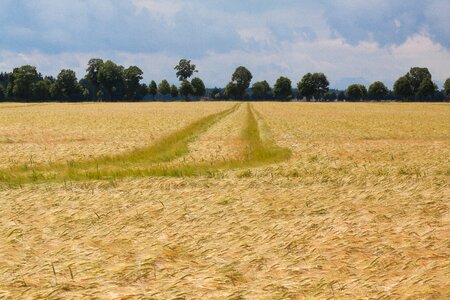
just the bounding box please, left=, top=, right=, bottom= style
left=143, top=103, right=291, bottom=176
left=0, top=102, right=233, bottom=169
left=170, top=102, right=247, bottom=165
left=0, top=104, right=239, bottom=184
left=0, top=102, right=292, bottom=184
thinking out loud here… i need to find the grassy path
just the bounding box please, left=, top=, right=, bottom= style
left=0, top=103, right=291, bottom=184
left=0, top=104, right=239, bottom=184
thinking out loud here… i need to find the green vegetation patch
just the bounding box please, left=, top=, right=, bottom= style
left=0, top=103, right=291, bottom=184
left=0, top=104, right=239, bottom=184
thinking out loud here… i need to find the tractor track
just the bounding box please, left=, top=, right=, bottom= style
left=0, top=103, right=291, bottom=184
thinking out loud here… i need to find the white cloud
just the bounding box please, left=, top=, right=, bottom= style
left=132, top=0, right=182, bottom=22
left=1, top=1, right=449, bottom=89
left=238, top=27, right=274, bottom=45
left=425, top=0, right=450, bottom=38
left=2, top=34, right=448, bottom=89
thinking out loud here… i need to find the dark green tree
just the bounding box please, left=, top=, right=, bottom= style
left=174, top=59, right=198, bottom=81
left=394, top=67, right=438, bottom=101
left=297, top=73, right=314, bottom=101
left=231, top=66, right=253, bottom=99
left=0, top=84, right=5, bottom=101
left=406, top=67, right=432, bottom=96
left=97, top=60, right=124, bottom=100
left=298, top=73, right=330, bottom=101
left=273, top=77, right=292, bottom=101
left=191, top=77, right=206, bottom=97
left=252, top=80, right=271, bottom=99
left=224, top=82, right=238, bottom=99
left=170, top=84, right=179, bottom=98
left=10, top=65, right=40, bottom=100
left=179, top=80, right=194, bottom=100
left=210, top=87, right=222, bottom=99
left=123, top=66, right=144, bottom=100
left=32, top=79, right=52, bottom=101
left=85, top=58, right=104, bottom=99
left=158, top=80, right=171, bottom=96
left=417, top=77, right=437, bottom=100
left=368, top=81, right=389, bottom=100
left=393, top=76, right=413, bottom=101
left=136, top=83, right=148, bottom=101
left=148, top=80, right=158, bottom=99
left=346, top=84, right=367, bottom=101
left=55, top=69, right=84, bottom=100
left=444, top=78, right=450, bottom=98
left=324, top=91, right=337, bottom=101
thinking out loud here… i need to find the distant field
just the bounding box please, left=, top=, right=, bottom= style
left=0, top=102, right=232, bottom=168
left=0, top=102, right=448, bottom=299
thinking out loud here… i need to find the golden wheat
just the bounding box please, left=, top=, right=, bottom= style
left=0, top=102, right=448, bottom=299
left=0, top=102, right=233, bottom=169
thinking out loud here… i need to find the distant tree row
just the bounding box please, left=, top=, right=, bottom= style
left=212, top=66, right=448, bottom=102
left=0, top=61, right=448, bottom=102
left=0, top=59, right=206, bottom=102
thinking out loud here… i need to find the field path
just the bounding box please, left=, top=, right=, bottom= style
left=0, top=103, right=292, bottom=184
left=171, top=102, right=247, bottom=164
left=0, top=104, right=240, bottom=183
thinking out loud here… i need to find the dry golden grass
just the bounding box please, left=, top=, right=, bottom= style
left=0, top=102, right=449, bottom=299
left=0, top=102, right=232, bottom=169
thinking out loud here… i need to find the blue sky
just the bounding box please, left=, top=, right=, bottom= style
left=0, top=0, right=449, bottom=89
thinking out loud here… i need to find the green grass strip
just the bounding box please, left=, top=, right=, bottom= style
left=0, top=103, right=291, bottom=184
left=0, top=104, right=240, bottom=184
left=66, top=102, right=292, bottom=179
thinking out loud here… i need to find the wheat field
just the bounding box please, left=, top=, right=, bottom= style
left=0, top=102, right=448, bottom=299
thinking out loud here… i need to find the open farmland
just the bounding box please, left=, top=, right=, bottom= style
left=0, top=102, right=232, bottom=169
left=0, top=102, right=449, bottom=299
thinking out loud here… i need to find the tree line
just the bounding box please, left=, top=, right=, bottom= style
left=0, top=59, right=448, bottom=102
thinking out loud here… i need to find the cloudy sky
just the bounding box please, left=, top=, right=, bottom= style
left=0, top=0, right=449, bottom=89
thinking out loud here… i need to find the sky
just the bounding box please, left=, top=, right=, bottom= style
left=0, top=0, right=449, bottom=89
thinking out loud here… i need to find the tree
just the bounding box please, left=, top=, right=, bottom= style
left=179, top=80, right=194, bottom=100
left=368, top=81, right=389, bottom=100
left=158, top=80, right=171, bottom=96
left=346, top=84, right=367, bottom=101
left=252, top=80, right=271, bottom=99
left=298, top=73, right=329, bottom=101
left=224, top=82, right=238, bottom=99
left=55, top=69, right=83, bottom=100
left=174, top=59, right=198, bottom=81
left=170, top=84, right=179, bottom=98
left=97, top=60, right=124, bottom=100
left=0, top=85, right=5, bottom=101
left=393, top=76, right=413, bottom=101
left=417, top=77, right=437, bottom=100
left=148, top=80, right=158, bottom=99
left=85, top=58, right=104, bottom=99
left=32, top=80, right=52, bottom=101
left=123, top=66, right=144, bottom=101
left=444, top=78, right=450, bottom=98
left=210, top=87, right=222, bottom=99
left=10, top=65, right=40, bottom=100
left=136, top=84, right=148, bottom=101
left=406, top=67, right=432, bottom=96
left=324, top=91, right=337, bottom=101
left=273, top=77, right=292, bottom=101
left=231, top=66, right=253, bottom=99
left=338, top=91, right=346, bottom=101
left=394, top=67, right=438, bottom=101
left=191, top=77, right=206, bottom=97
